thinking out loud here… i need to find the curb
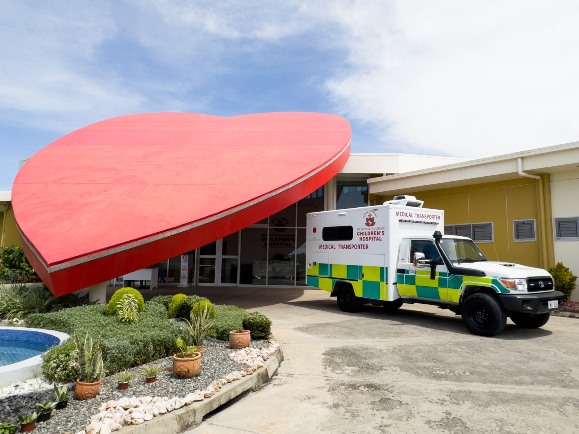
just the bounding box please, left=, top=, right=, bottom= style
left=553, top=311, right=579, bottom=319
left=118, top=346, right=284, bottom=434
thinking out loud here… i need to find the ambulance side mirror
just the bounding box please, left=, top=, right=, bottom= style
left=413, top=252, right=426, bottom=266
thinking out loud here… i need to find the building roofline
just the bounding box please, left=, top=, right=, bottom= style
left=368, top=141, right=579, bottom=196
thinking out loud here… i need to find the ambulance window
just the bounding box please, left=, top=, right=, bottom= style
left=410, top=240, right=441, bottom=262
left=322, top=226, right=353, bottom=241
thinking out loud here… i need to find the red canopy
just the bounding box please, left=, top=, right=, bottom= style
left=12, top=112, right=351, bottom=295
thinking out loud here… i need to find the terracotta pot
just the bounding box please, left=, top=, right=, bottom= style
left=145, top=376, right=157, bottom=384
left=55, top=401, right=68, bottom=410
left=75, top=379, right=102, bottom=400
left=195, top=345, right=205, bottom=356
left=117, top=381, right=129, bottom=390
left=19, top=421, right=36, bottom=432
left=172, top=352, right=201, bottom=378
left=229, top=329, right=251, bottom=349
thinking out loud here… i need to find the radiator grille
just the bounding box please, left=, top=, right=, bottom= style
left=527, top=277, right=554, bottom=292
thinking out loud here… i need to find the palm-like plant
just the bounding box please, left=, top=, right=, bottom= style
left=75, top=333, right=104, bottom=383
left=184, top=303, right=214, bottom=347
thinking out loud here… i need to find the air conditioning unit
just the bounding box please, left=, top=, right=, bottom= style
left=384, top=194, right=424, bottom=208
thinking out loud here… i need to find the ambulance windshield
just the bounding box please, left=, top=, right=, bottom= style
left=439, top=238, right=487, bottom=263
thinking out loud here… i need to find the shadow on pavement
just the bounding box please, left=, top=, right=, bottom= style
left=289, top=297, right=553, bottom=340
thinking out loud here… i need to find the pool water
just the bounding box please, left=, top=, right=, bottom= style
left=0, top=327, right=69, bottom=387
left=0, top=332, right=59, bottom=366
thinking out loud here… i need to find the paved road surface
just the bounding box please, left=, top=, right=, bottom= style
left=175, top=287, right=579, bottom=434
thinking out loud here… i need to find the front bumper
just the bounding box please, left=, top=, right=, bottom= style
left=499, top=291, right=565, bottom=314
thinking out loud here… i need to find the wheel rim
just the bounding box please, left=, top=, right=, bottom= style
left=339, top=290, right=353, bottom=305
left=470, top=301, right=490, bottom=326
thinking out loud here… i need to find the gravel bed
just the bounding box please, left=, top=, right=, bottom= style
left=0, top=338, right=265, bottom=434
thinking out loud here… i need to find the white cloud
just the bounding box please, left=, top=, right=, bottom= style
left=322, top=0, right=579, bottom=157
left=0, top=1, right=144, bottom=132
left=2, top=0, right=579, bottom=161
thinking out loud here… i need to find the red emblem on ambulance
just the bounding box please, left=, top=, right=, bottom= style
left=364, top=211, right=376, bottom=227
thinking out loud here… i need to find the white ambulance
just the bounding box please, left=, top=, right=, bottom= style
left=305, top=195, right=564, bottom=336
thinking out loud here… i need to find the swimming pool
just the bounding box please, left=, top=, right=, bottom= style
left=0, top=327, right=70, bottom=387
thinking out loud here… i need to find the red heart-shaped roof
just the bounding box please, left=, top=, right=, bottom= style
left=13, top=112, right=351, bottom=295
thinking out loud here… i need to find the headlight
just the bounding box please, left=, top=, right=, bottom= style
left=498, top=278, right=527, bottom=291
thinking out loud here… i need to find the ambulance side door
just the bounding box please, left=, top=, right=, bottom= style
left=396, top=239, right=449, bottom=301
left=396, top=239, right=416, bottom=297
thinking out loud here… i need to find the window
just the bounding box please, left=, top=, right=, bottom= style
left=554, top=217, right=579, bottom=240
left=336, top=180, right=368, bottom=209
left=513, top=220, right=536, bottom=242
left=445, top=223, right=494, bottom=243
left=322, top=226, right=353, bottom=241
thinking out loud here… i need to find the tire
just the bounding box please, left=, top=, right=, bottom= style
left=509, top=312, right=550, bottom=329
left=382, top=298, right=403, bottom=313
left=461, top=293, right=507, bottom=336
left=336, top=286, right=362, bottom=312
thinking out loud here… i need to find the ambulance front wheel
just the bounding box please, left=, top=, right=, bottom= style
left=509, top=312, right=550, bottom=329
left=336, top=284, right=362, bottom=312
left=461, top=293, right=507, bottom=336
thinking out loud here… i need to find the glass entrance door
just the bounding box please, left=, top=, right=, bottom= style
left=198, top=233, right=239, bottom=285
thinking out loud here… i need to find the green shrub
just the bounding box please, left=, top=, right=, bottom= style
left=42, top=339, right=79, bottom=383
left=26, top=304, right=108, bottom=335
left=0, top=284, right=62, bottom=320
left=191, top=299, right=216, bottom=319
left=106, top=287, right=144, bottom=315
left=0, top=285, right=26, bottom=320
left=148, top=295, right=173, bottom=308
left=40, top=301, right=181, bottom=378
left=176, top=295, right=209, bottom=320
left=25, top=311, right=70, bottom=331
left=212, top=305, right=247, bottom=340
left=167, top=293, right=187, bottom=318
left=0, top=245, right=38, bottom=283
left=548, top=262, right=577, bottom=302
left=242, top=311, right=272, bottom=339
left=116, top=294, right=139, bottom=323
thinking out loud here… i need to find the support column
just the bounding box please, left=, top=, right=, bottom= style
left=84, top=281, right=108, bottom=304
left=178, top=254, right=189, bottom=287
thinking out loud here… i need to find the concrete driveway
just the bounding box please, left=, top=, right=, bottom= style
left=183, top=287, right=579, bottom=434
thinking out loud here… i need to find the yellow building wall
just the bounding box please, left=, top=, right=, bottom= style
left=404, top=179, right=541, bottom=267
left=0, top=206, right=22, bottom=248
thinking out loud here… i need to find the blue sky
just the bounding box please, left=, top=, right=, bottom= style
left=2, top=1, right=579, bottom=190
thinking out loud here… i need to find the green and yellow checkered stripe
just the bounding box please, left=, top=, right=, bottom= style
left=396, top=270, right=508, bottom=302
left=306, top=262, right=389, bottom=301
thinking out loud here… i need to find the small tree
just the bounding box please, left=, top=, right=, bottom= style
left=0, top=246, right=37, bottom=283
left=548, top=262, right=577, bottom=302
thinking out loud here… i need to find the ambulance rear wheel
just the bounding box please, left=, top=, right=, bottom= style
left=336, top=286, right=362, bottom=312
left=509, top=312, right=550, bottom=329
left=461, top=293, right=506, bottom=336
left=382, top=299, right=403, bottom=312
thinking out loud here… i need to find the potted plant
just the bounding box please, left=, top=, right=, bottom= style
left=229, top=328, right=251, bottom=349
left=142, top=364, right=161, bottom=383
left=19, top=413, right=37, bottom=432
left=34, top=400, right=56, bottom=422
left=53, top=385, right=69, bottom=409
left=0, top=421, right=19, bottom=434
left=116, top=370, right=133, bottom=390
left=184, top=301, right=215, bottom=355
left=172, top=337, right=201, bottom=378
left=74, top=333, right=104, bottom=400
